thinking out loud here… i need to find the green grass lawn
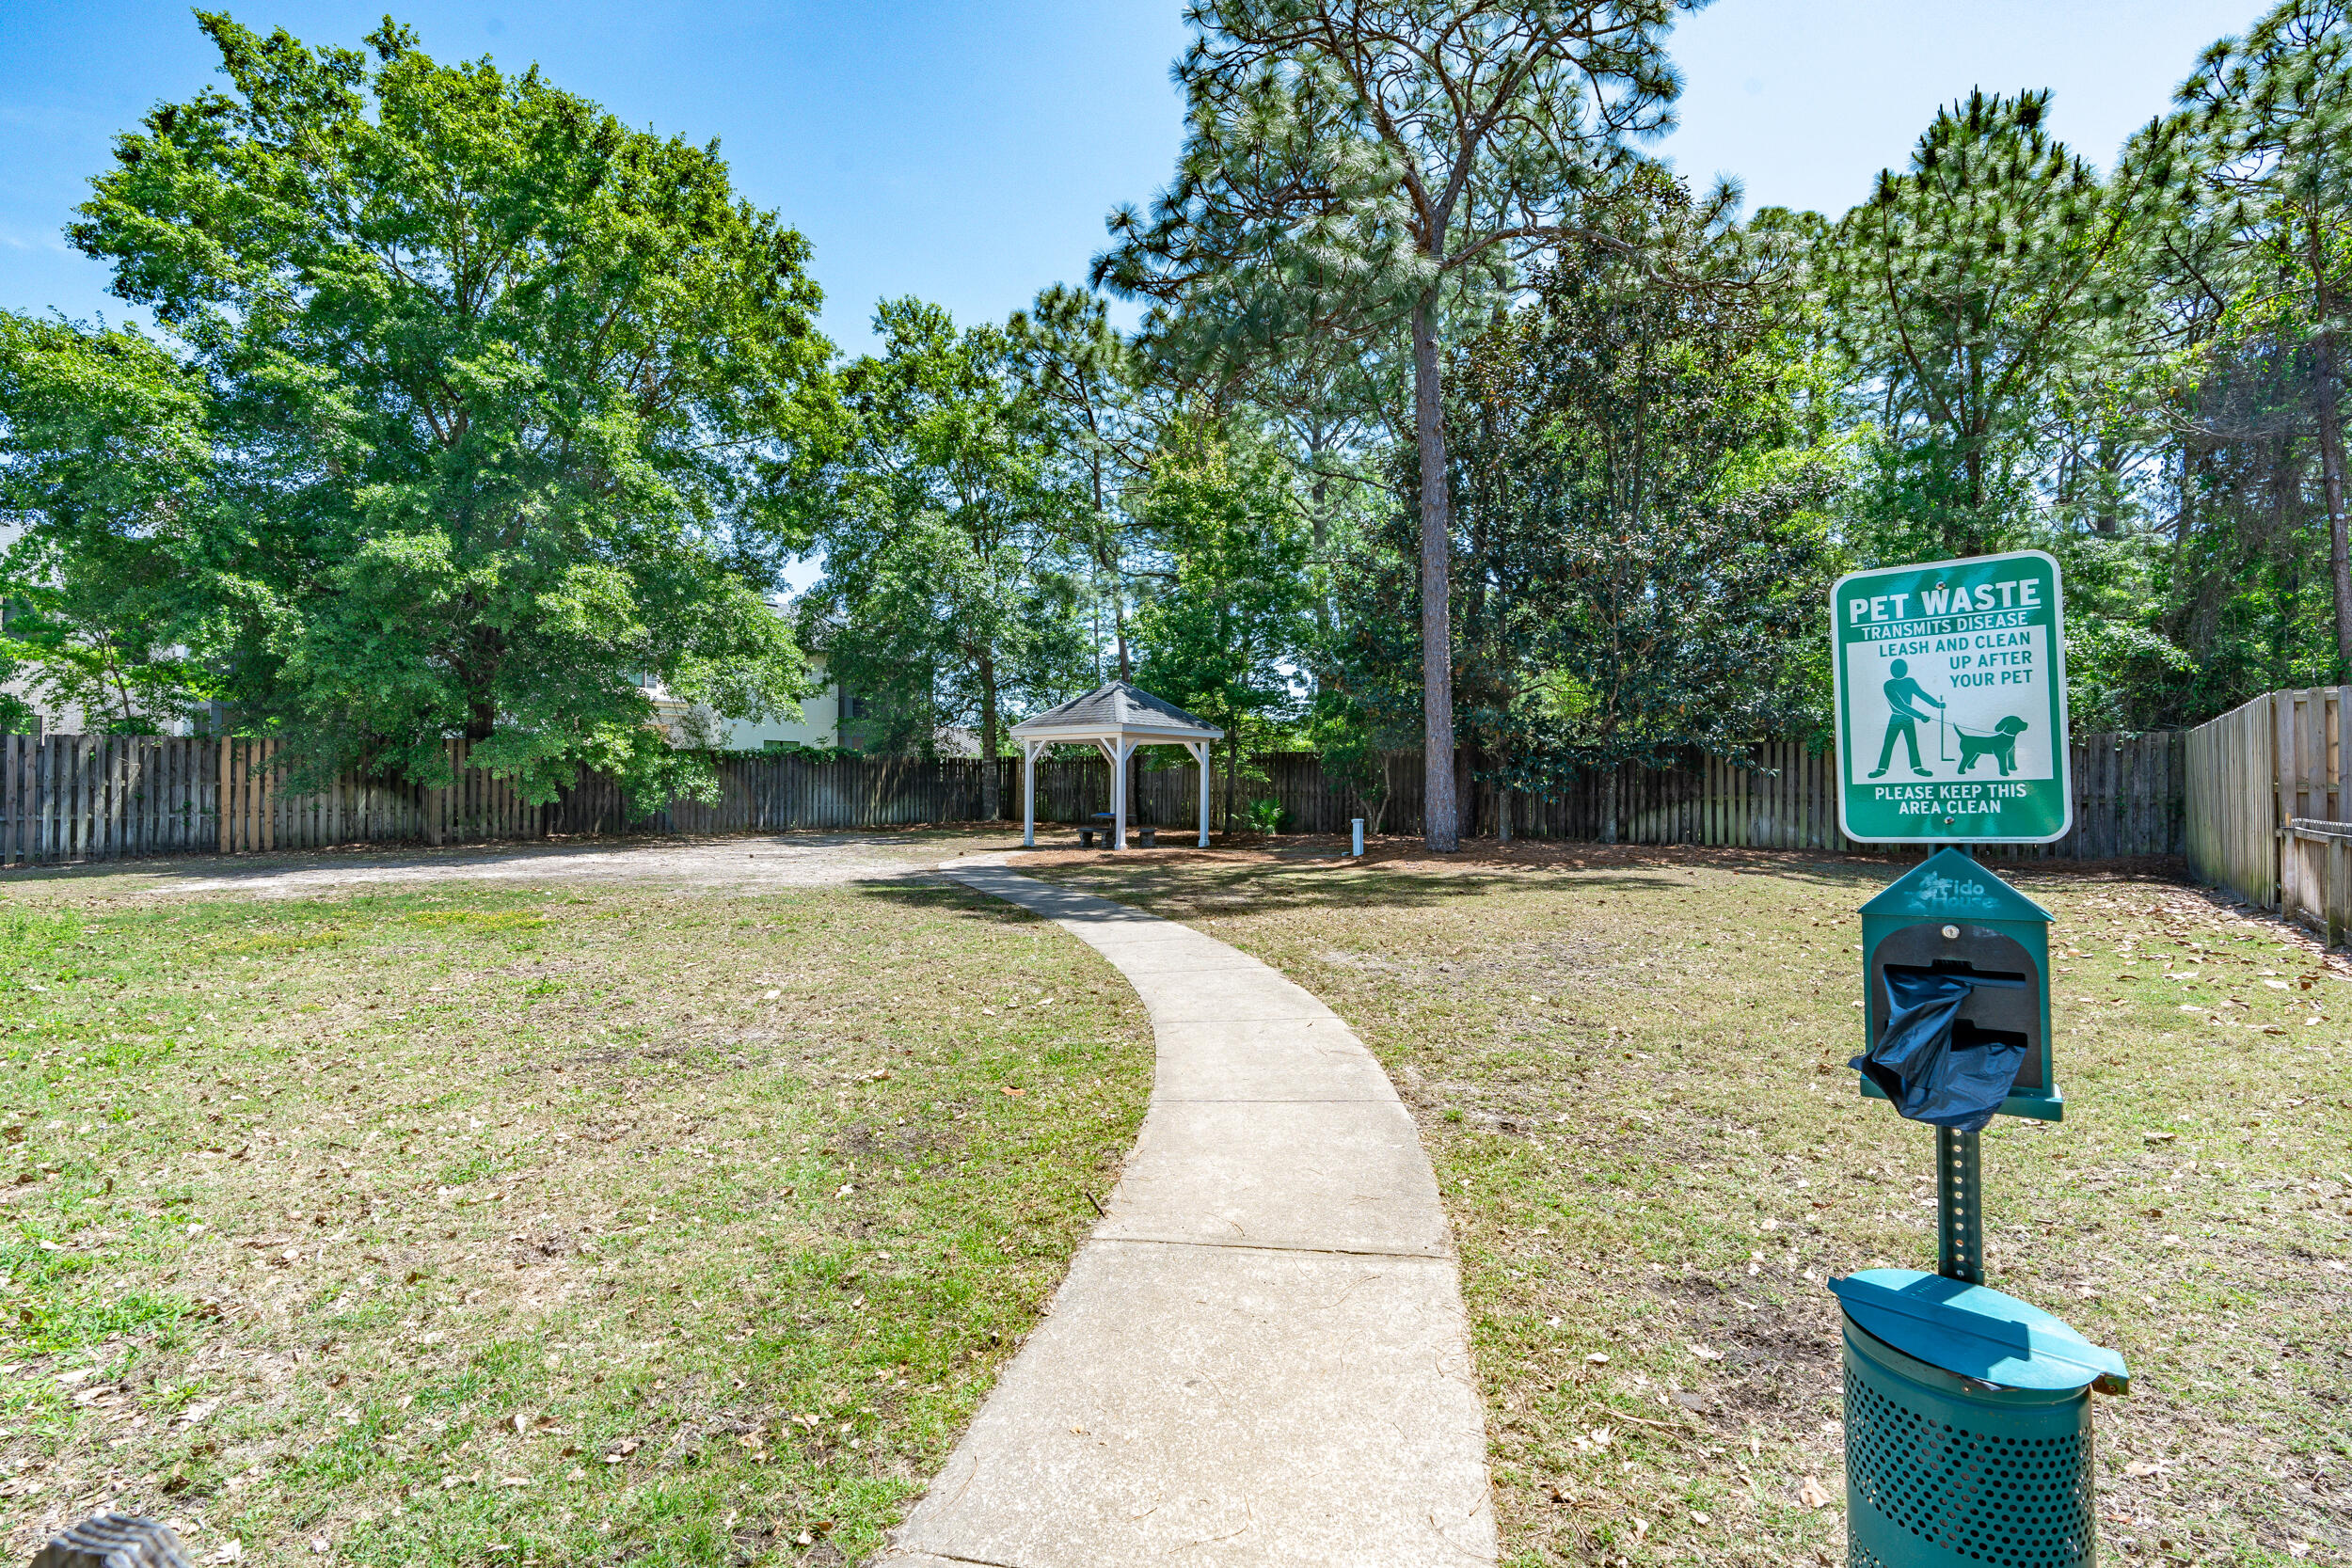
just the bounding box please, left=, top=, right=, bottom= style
left=1020, top=841, right=2350, bottom=1568
left=0, top=873, right=1150, bottom=1566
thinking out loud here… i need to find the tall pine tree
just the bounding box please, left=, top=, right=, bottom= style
left=1094, top=0, right=1691, bottom=850
left=2179, top=0, right=2352, bottom=673
left=1826, top=90, right=2183, bottom=562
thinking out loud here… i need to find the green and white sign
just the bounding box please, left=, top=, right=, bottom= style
left=1832, top=549, right=2072, bottom=844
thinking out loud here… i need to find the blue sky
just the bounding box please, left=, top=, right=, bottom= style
left=0, top=0, right=2259, bottom=594
left=0, top=0, right=2258, bottom=357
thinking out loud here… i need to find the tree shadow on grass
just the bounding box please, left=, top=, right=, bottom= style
left=996, top=843, right=1894, bottom=917
left=881, top=843, right=2196, bottom=927
left=854, top=860, right=1532, bottom=923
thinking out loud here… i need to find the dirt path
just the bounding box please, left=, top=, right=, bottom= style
left=1, top=827, right=1034, bottom=900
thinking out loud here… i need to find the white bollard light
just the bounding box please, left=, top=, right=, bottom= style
left=1351, top=817, right=1364, bottom=857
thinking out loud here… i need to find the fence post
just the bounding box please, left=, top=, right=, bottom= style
left=2330, top=832, right=2349, bottom=950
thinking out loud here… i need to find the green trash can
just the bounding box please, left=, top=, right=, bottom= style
left=1832, top=1269, right=2127, bottom=1568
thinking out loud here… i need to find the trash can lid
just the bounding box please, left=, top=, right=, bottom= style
left=1829, top=1269, right=2128, bottom=1395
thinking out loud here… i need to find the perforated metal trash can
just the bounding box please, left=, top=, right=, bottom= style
left=1831, top=1270, right=2126, bottom=1568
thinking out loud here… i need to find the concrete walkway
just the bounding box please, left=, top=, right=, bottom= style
left=885, top=861, right=1495, bottom=1568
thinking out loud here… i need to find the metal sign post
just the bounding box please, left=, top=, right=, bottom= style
left=1937, top=1124, right=1983, bottom=1285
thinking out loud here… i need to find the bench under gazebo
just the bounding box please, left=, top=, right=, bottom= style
left=1011, top=681, right=1225, bottom=850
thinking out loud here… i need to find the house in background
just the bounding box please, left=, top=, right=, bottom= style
left=644, top=650, right=850, bottom=752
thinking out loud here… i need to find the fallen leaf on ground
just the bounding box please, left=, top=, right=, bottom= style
left=1799, top=1476, right=1833, bottom=1509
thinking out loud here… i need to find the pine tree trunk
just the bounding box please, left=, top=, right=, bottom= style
left=2311, top=261, right=2352, bottom=677
left=1412, top=293, right=1459, bottom=852
left=1223, top=723, right=1241, bottom=837
left=2314, top=365, right=2352, bottom=676
left=1310, top=437, right=1333, bottom=650
left=978, top=657, right=1002, bottom=820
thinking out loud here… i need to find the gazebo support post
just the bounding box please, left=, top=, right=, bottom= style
left=1022, top=739, right=1038, bottom=848
left=1113, top=738, right=1135, bottom=849
left=1190, top=740, right=1211, bottom=847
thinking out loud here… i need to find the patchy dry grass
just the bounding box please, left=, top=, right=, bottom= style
left=1020, top=840, right=2351, bottom=1568
left=0, top=873, right=1150, bottom=1566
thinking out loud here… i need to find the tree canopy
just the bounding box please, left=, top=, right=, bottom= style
left=8, top=2, right=2352, bottom=838
left=1095, top=0, right=1700, bottom=850
left=803, top=298, right=1090, bottom=811
left=1, top=13, right=836, bottom=802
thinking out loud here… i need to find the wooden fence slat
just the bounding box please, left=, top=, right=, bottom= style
left=3, top=728, right=2219, bottom=872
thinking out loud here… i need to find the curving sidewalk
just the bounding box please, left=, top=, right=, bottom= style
left=884, top=858, right=1495, bottom=1568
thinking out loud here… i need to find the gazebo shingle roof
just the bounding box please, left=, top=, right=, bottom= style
left=1010, top=681, right=1223, bottom=738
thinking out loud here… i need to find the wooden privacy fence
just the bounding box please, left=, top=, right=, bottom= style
left=2186, top=685, right=2348, bottom=941
left=1210, top=734, right=2183, bottom=861
left=0, top=735, right=548, bottom=864
left=217, top=738, right=545, bottom=853
left=1, top=733, right=220, bottom=863
left=600, top=752, right=1005, bottom=836
left=0, top=736, right=1035, bottom=866
left=3, top=728, right=2185, bottom=869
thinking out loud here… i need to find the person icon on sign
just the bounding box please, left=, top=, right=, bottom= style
left=1868, top=658, right=1945, bottom=779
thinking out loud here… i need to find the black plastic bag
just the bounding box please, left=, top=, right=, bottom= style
left=1850, top=970, right=2026, bottom=1132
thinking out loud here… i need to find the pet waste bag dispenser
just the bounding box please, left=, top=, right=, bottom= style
left=1834, top=848, right=2127, bottom=1568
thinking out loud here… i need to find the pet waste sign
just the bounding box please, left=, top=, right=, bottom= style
left=1832, top=549, right=2073, bottom=844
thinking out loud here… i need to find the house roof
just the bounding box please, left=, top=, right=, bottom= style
left=1009, top=681, right=1224, bottom=741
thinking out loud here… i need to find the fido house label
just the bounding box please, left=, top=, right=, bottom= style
left=1831, top=550, right=2073, bottom=844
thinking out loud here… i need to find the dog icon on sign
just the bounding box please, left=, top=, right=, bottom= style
left=1954, top=716, right=2029, bottom=776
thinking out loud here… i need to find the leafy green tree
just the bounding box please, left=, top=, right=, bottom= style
left=1007, top=286, right=1154, bottom=680
left=0, top=314, right=217, bottom=734
left=2179, top=0, right=2352, bottom=673
left=1825, top=90, right=2184, bottom=562
left=1361, top=170, right=1837, bottom=813
left=2144, top=300, right=2351, bottom=715
left=4, top=14, right=834, bottom=801
left=1130, top=420, right=1314, bottom=832
left=1094, top=0, right=1691, bottom=851
left=809, top=299, right=1089, bottom=813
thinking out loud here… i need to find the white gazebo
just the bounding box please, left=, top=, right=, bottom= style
left=1011, top=681, right=1225, bottom=849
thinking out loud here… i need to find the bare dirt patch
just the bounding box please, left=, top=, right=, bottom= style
left=13, top=826, right=1036, bottom=904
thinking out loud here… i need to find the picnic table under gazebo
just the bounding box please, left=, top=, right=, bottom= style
left=1011, top=681, right=1225, bottom=850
